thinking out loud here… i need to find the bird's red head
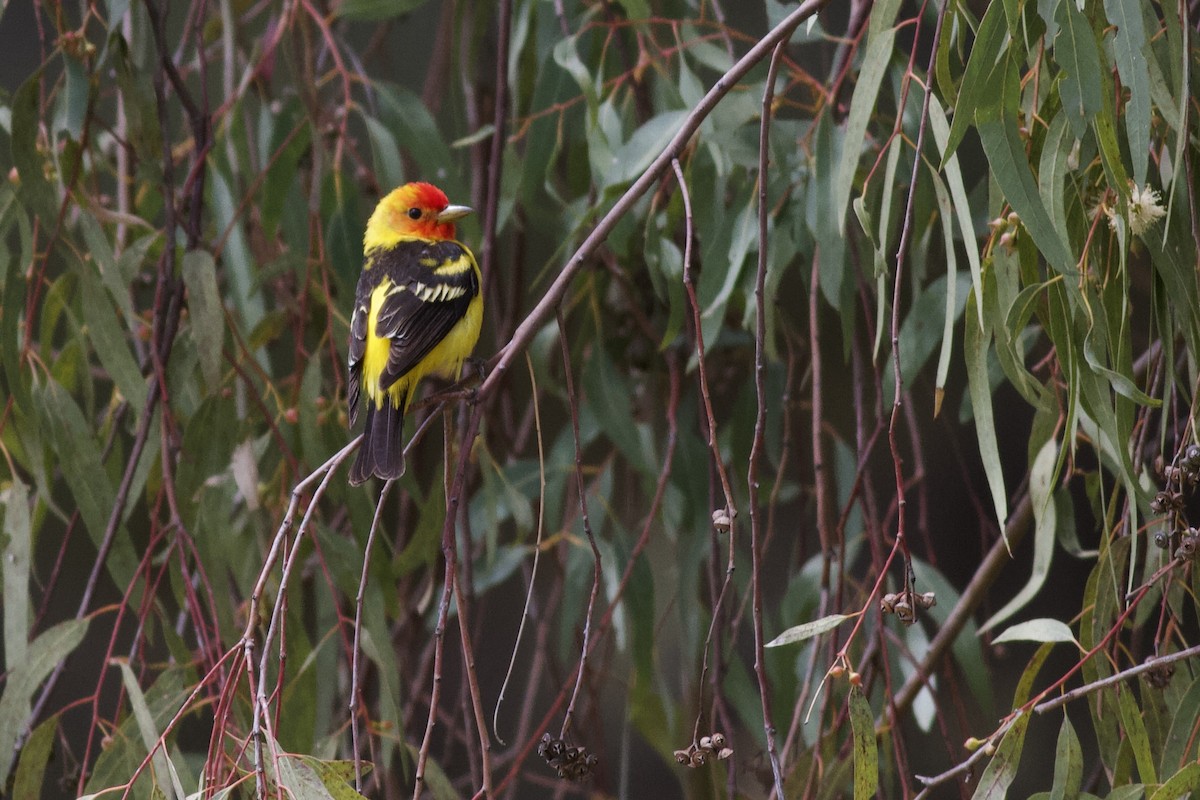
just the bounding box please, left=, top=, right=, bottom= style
left=370, top=182, right=472, bottom=243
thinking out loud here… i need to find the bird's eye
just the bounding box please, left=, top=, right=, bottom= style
left=407, top=208, right=422, bottom=220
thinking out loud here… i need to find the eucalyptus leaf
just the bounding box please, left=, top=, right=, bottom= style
left=766, top=614, right=853, bottom=648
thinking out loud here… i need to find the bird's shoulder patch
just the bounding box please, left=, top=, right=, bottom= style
left=367, top=239, right=474, bottom=281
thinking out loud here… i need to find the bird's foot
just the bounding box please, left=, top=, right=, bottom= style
left=465, top=356, right=488, bottom=384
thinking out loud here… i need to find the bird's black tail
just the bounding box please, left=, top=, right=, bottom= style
left=349, top=398, right=406, bottom=485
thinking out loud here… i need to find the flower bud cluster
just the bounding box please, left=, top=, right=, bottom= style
left=674, top=732, right=733, bottom=768
left=538, top=733, right=598, bottom=781
left=1151, top=445, right=1200, bottom=559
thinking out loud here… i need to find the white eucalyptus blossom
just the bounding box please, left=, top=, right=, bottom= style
left=1107, top=183, right=1167, bottom=236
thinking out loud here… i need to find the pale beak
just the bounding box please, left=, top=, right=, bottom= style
left=437, top=204, right=473, bottom=222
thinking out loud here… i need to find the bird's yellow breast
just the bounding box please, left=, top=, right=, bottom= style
left=363, top=279, right=401, bottom=408
left=361, top=277, right=483, bottom=411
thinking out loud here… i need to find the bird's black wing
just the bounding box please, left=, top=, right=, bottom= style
left=346, top=277, right=370, bottom=427
left=371, top=239, right=479, bottom=390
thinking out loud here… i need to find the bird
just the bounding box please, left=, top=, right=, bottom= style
left=346, top=182, right=483, bottom=485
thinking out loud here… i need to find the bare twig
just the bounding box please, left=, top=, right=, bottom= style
left=493, top=355, right=548, bottom=744
left=748, top=40, right=788, bottom=800
left=555, top=307, right=603, bottom=743
left=1035, top=641, right=1200, bottom=714
left=476, top=0, right=831, bottom=401
left=351, top=477, right=399, bottom=790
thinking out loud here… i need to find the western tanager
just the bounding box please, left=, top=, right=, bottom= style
left=347, top=182, right=483, bottom=485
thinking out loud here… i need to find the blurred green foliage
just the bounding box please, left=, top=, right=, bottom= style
left=0, top=0, right=1197, bottom=798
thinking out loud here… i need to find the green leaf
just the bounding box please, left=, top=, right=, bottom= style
left=210, top=166, right=266, bottom=330
left=964, top=290, right=1008, bottom=534
left=115, top=660, right=186, bottom=800
left=614, top=0, right=649, bottom=19
left=275, top=752, right=335, bottom=800
left=2, top=478, right=32, bottom=670
left=34, top=379, right=139, bottom=586
left=10, top=70, right=57, bottom=219
left=972, top=713, right=1030, bottom=800
left=334, top=0, right=429, bottom=21
left=701, top=196, right=756, bottom=322
left=404, top=744, right=461, bottom=800
left=582, top=343, right=650, bottom=474
left=929, top=171, right=959, bottom=412
left=885, top=270, right=971, bottom=408
left=833, top=2, right=898, bottom=233
left=911, top=558, right=994, bottom=714
left=302, top=757, right=371, bottom=799
left=69, top=249, right=146, bottom=413
left=809, top=113, right=849, bottom=311
left=0, top=189, right=30, bottom=412
left=976, top=56, right=1075, bottom=278
left=1149, top=763, right=1200, bottom=800
left=992, top=618, right=1077, bottom=645
left=1038, top=112, right=1074, bottom=247
left=77, top=213, right=136, bottom=322
left=0, top=618, right=89, bottom=785
left=182, top=250, right=225, bottom=390
left=1001, top=0, right=1020, bottom=32
left=1116, top=684, right=1156, bottom=784
left=1103, top=0, right=1151, bottom=186
left=1050, top=715, right=1082, bottom=800
left=59, top=53, right=91, bottom=141
left=980, top=438, right=1059, bottom=632
left=552, top=36, right=598, bottom=112
left=12, top=714, right=58, bottom=800
left=608, top=110, right=688, bottom=189
left=849, top=686, right=878, bottom=799
left=1053, top=1, right=1104, bottom=138
left=1161, top=673, right=1200, bottom=775
left=928, top=96, right=984, bottom=328
left=1091, top=62, right=1131, bottom=195
left=83, top=666, right=191, bottom=797
left=766, top=613, right=853, bottom=648
left=362, top=113, right=406, bottom=191
left=942, top=1, right=1009, bottom=165
left=259, top=101, right=311, bottom=239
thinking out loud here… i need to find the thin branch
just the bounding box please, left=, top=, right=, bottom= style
left=350, top=477, right=399, bottom=790
left=750, top=41, right=787, bottom=800
left=1035, top=641, right=1200, bottom=715
left=476, top=0, right=831, bottom=401
left=481, top=0, right=513, bottom=293
left=493, top=355, right=548, bottom=744
left=887, top=494, right=1033, bottom=721
left=555, top=306, right=603, bottom=742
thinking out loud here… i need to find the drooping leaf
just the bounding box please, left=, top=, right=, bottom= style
left=992, top=618, right=1077, bottom=645
left=849, top=685, right=878, bottom=799
left=766, top=613, right=853, bottom=648
left=972, top=712, right=1030, bottom=800
left=976, top=56, right=1076, bottom=279
left=1103, top=0, right=1151, bottom=186
left=1116, top=684, right=1156, bottom=784
left=10, top=69, right=57, bottom=219
left=980, top=438, right=1059, bottom=632
left=34, top=379, right=139, bottom=585
left=1148, top=763, right=1200, bottom=800
left=942, top=1, right=1010, bottom=165
left=833, top=0, right=899, bottom=234
left=114, top=660, right=186, bottom=800
left=1053, top=0, right=1104, bottom=139
left=964, top=290, right=1008, bottom=533
left=334, top=0, right=430, bottom=22
left=12, top=714, right=58, bottom=800
left=0, top=618, right=89, bottom=785
left=2, top=478, right=32, bottom=670
left=1050, top=715, right=1082, bottom=800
